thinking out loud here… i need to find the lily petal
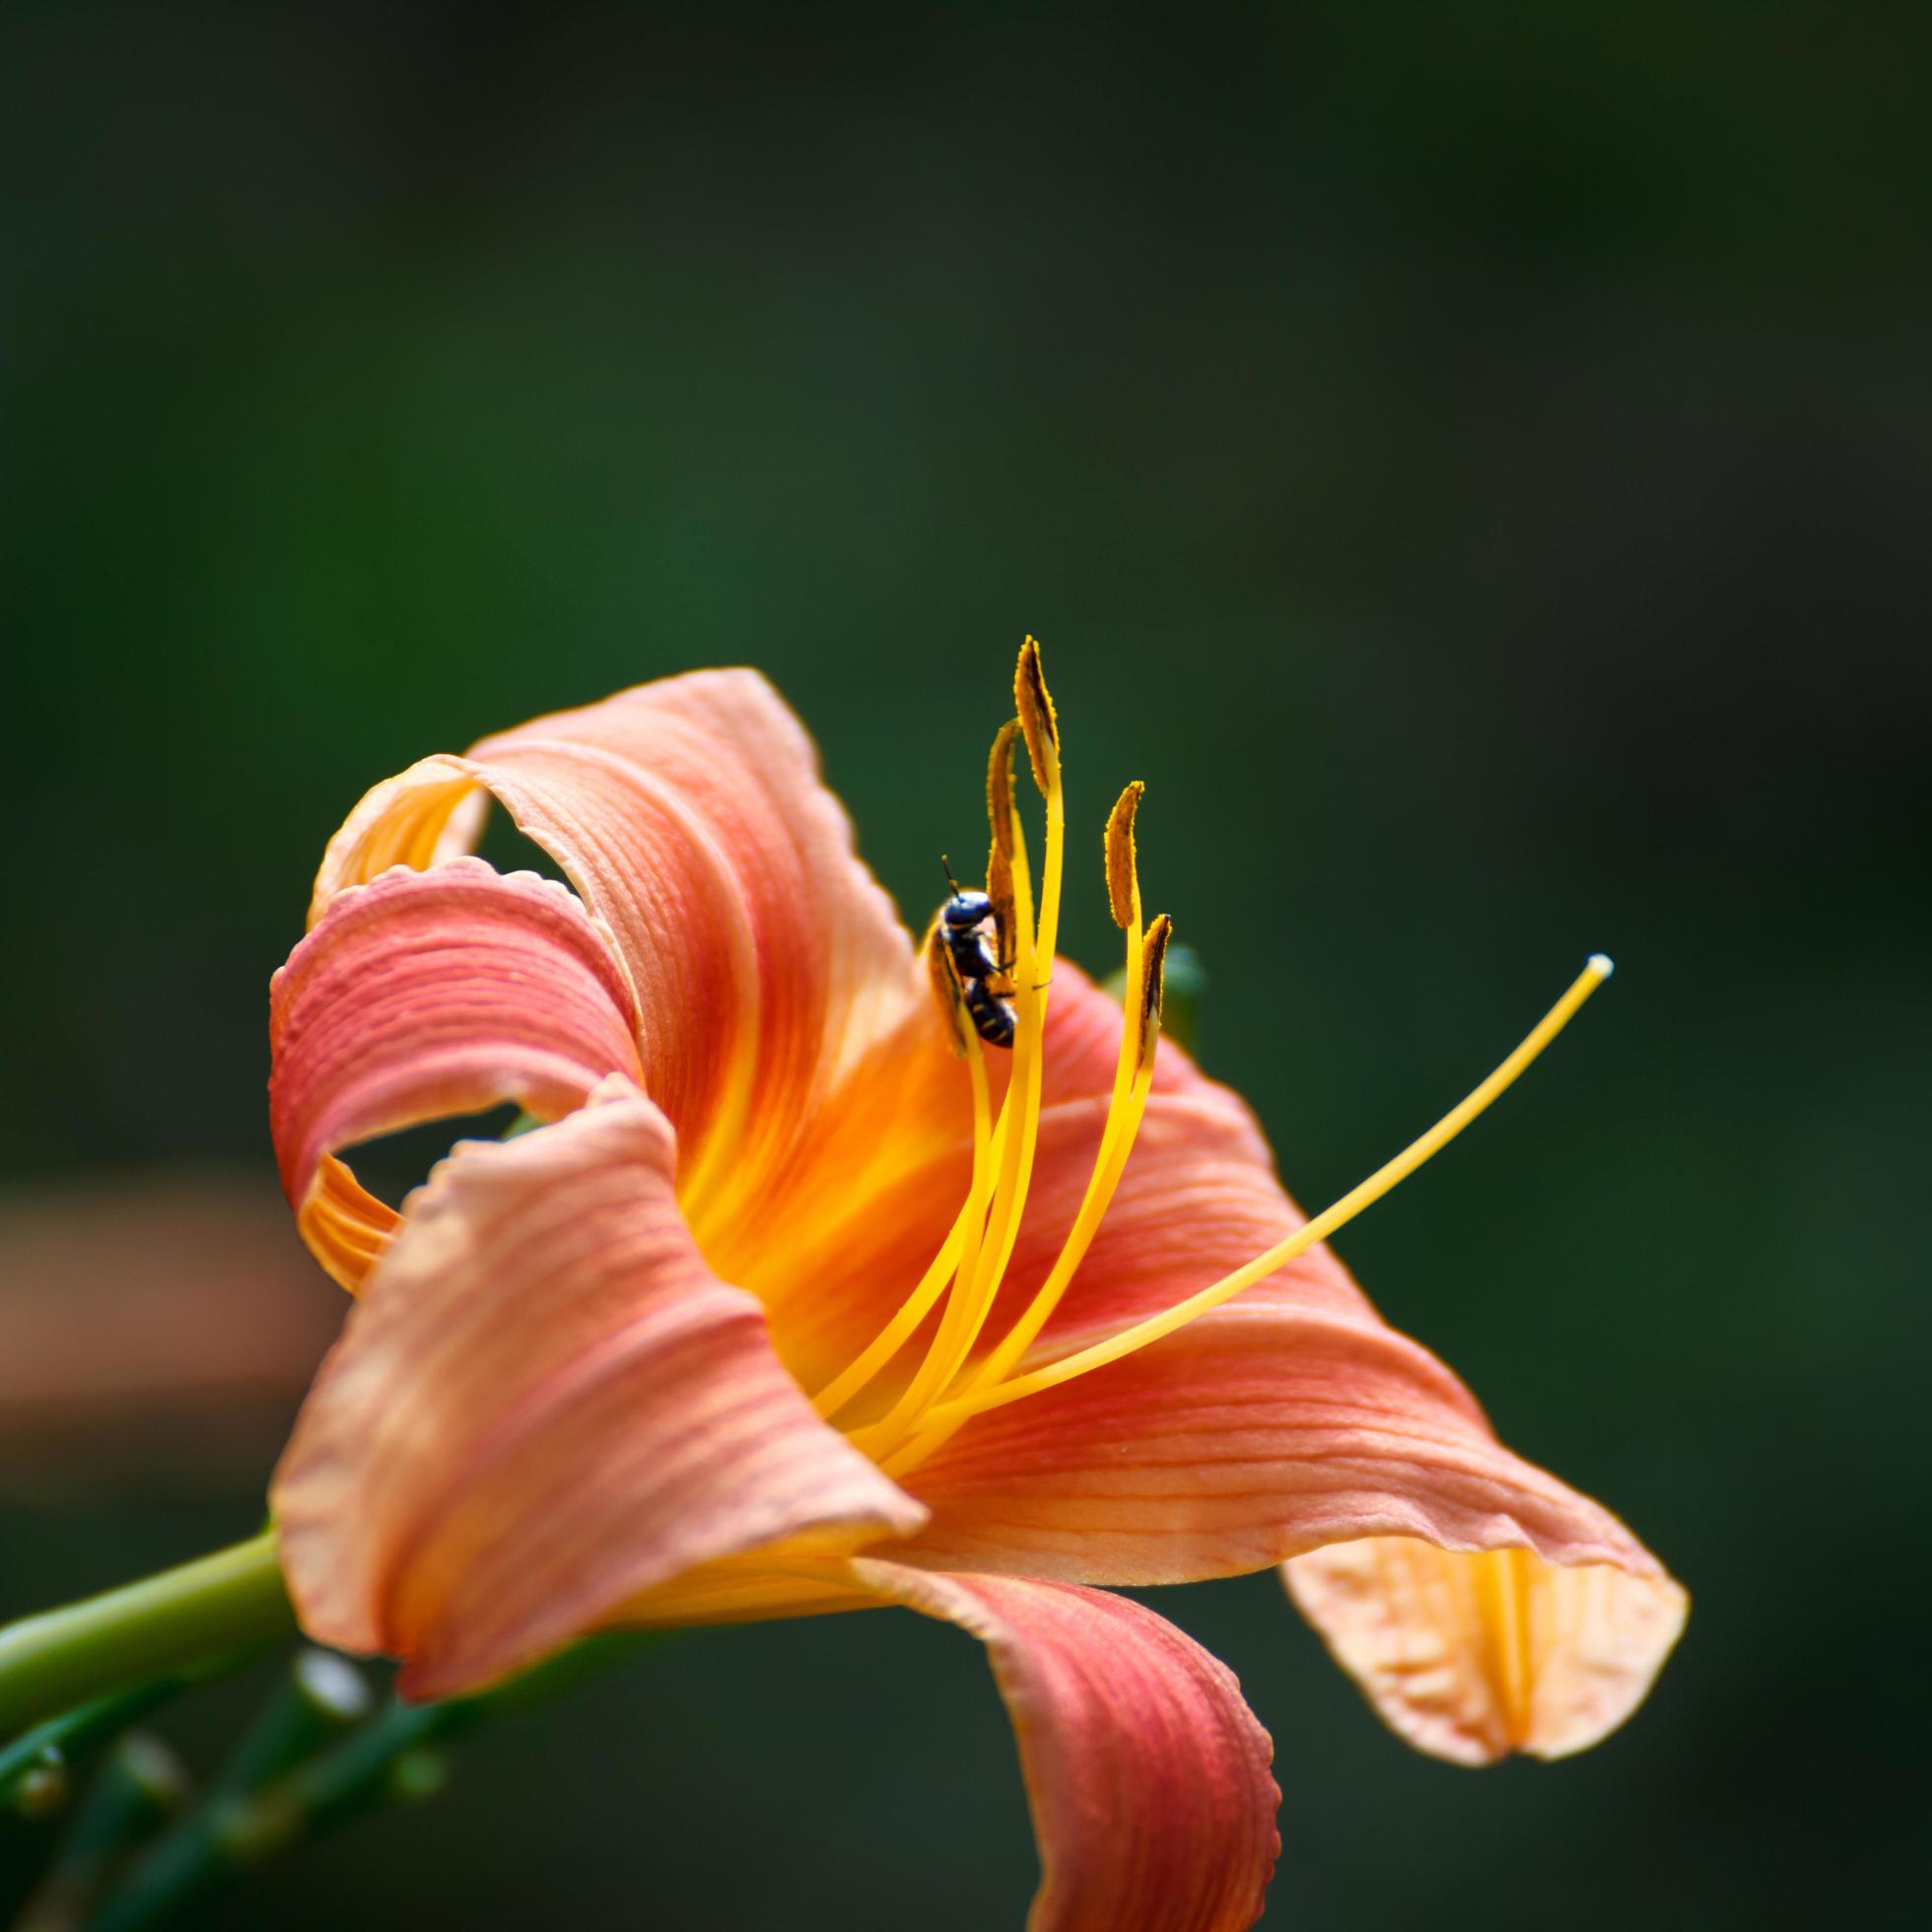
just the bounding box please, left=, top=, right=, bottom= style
left=269, top=858, right=646, bottom=1291
left=308, top=671, right=925, bottom=1225
left=853, top=1560, right=1279, bottom=1932
left=1282, top=1539, right=1688, bottom=1764
left=271, top=1083, right=927, bottom=1698
left=899, top=1303, right=1669, bottom=1591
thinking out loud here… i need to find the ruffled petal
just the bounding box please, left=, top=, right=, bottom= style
left=853, top=1561, right=1279, bottom=1932
left=307, top=670, right=926, bottom=1229
left=1282, top=1538, right=1688, bottom=1764
left=269, top=858, right=646, bottom=1291
left=271, top=1083, right=927, bottom=1699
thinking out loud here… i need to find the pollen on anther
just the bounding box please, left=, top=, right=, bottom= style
left=1014, top=637, right=1060, bottom=794
left=1138, top=914, right=1174, bottom=1066
left=986, top=720, right=1020, bottom=863
left=1104, top=781, right=1145, bottom=931
left=924, top=921, right=973, bottom=1057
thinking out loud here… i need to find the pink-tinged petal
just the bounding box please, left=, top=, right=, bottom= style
left=271, top=1083, right=927, bottom=1699
left=269, top=858, right=646, bottom=1291
left=898, top=1305, right=1670, bottom=1591
left=307, top=671, right=927, bottom=1226
left=1283, top=1539, right=1688, bottom=1765
left=853, top=1561, right=1279, bottom=1932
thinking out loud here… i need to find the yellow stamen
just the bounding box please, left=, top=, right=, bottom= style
left=950, top=913, right=1172, bottom=1412
left=943, top=645, right=1065, bottom=1348
left=1132, top=913, right=1170, bottom=1070
left=810, top=932, right=1000, bottom=1421
left=905, top=955, right=1616, bottom=1444
left=1099, top=778, right=1147, bottom=1124
left=1014, top=634, right=1061, bottom=797
left=962, top=791, right=1163, bottom=1402
left=1104, top=780, right=1144, bottom=933
left=985, top=721, right=1020, bottom=966
left=853, top=645, right=1068, bottom=1461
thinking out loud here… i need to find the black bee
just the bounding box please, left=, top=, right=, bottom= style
left=940, top=859, right=1017, bottom=1049
left=959, top=971, right=1017, bottom=1048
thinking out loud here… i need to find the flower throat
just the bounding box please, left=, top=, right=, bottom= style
left=810, top=642, right=1612, bottom=1481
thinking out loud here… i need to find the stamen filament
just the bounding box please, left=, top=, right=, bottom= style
left=926, top=661, right=1066, bottom=1390
left=810, top=1043, right=996, bottom=1421
left=956, top=908, right=1169, bottom=1402
left=904, top=955, right=1616, bottom=1445
left=941, top=779, right=1057, bottom=1369
left=964, top=1059, right=1156, bottom=1401
left=1101, top=780, right=1145, bottom=1115
left=855, top=647, right=1070, bottom=1461
left=929, top=784, right=1166, bottom=1402
left=851, top=774, right=1046, bottom=1455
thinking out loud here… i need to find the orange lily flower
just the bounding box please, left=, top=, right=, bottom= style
left=267, top=644, right=1685, bottom=1929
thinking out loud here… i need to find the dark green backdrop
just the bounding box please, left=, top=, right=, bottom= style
left=4, top=5, right=1928, bottom=1926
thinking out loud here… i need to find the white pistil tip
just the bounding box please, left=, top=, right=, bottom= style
left=1587, top=952, right=1616, bottom=981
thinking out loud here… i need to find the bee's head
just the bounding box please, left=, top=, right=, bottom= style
left=942, top=890, right=994, bottom=931
left=938, top=856, right=993, bottom=930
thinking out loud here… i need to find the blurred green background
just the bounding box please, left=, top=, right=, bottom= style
left=3, top=3, right=1928, bottom=1925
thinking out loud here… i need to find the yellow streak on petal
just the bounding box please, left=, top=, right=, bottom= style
left=1480, top=1545, right=1533, bottom=1744
left=1285, top=1537, right=1689, bottom=1764
left=917, top=956, right=1617, bottom=1436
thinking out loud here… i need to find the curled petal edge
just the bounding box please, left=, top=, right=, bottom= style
left=269, top=858, right=645, bottom=1291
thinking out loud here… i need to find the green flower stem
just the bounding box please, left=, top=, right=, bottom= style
left=3, top=1679, right=182, bottom=1818
left=204, top=1650, right=375, bottom=1803
left=0, top=1534, right=293, bottom=1738
left=98, top=1630, right=672, bottom=1931
left=92, top=1653, right=374, bottom=1931
left=15, top=1732, right=189, bottom=1932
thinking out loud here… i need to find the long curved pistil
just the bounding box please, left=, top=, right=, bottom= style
left=892, top=953, right=1616, bottom=1469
